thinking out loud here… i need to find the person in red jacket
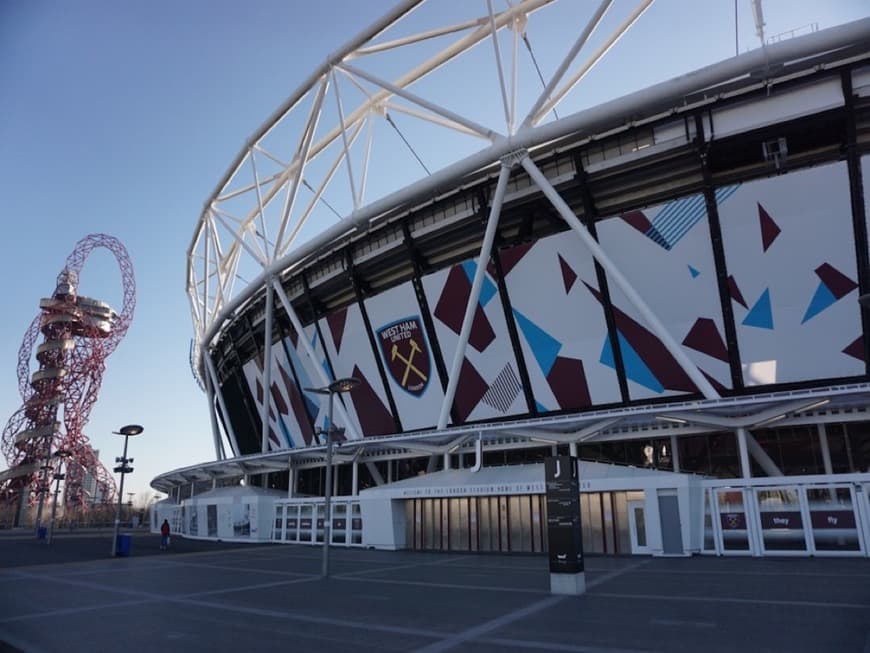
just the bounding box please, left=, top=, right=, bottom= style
left=160, top=519, right=171, bottom=550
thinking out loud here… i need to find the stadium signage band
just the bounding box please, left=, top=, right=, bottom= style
left=400, top=482, right=547, bottom=498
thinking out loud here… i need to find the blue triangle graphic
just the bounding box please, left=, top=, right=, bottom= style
left=303, top=394, right=319, bottom=421
left=801, top=282, right=836, bottom=324
left=688, top=265, right=700, bottom=278
left=600, top=335, right=615, bottom=369
left=742, top=288, right=774, bottom=330
left=513, top=310, right=561, bottom=376
left=617, top=332, right=665, bottom=393
left=462, top=260, right=497, bottom=307
left=535, top=400, right=549, bottom=414
left=277, top=418, right=294, bottom=448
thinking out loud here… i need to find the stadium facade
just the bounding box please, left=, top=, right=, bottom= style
left=153, top=3, right=870, bottom=559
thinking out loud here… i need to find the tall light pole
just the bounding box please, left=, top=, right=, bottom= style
left=304, top=377, right=359, bottom=578
left=34, top=458, right=53, bottom=537
left=47, top=449, right=71, bottom=545
left=110, top=424, right=143, bottom=556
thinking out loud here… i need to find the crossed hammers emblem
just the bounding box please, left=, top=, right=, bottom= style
left=391, top=338, right=428, bottom=387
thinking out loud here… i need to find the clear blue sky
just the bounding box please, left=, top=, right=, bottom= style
left=1, top=0, right=867, bottom=504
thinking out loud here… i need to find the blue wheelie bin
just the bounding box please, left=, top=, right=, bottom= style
left=116, top=534, right=132, bottom=557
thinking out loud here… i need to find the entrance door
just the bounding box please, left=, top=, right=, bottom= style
left=658, top=492, right=684, bottom=555
left=805, top=485, right=865, bottom=556
left=627, top=500, right=650, bottom=554
left=714, top=488, right=754, bottom=555
left=753, top=486, right=808, bottom=555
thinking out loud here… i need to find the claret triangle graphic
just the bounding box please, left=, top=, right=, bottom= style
left=758, top=203, right=781, bottom=252
left=802, top=262, right=858, bottom=323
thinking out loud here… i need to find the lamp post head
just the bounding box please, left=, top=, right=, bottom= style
left=53, top=449, right=72, bottom=459
left=304, top=377, right=360, bottom=395
left=328, top=377, right=360, bottom=394
left=115, top=424, right=144, bottom=436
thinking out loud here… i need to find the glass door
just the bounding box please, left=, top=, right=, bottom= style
left=805, top=485, right=864, bottom=556
left=273, top=505, right=284, bottom=541
left=627, top=499, right=650, bottom=555
left=715, top=488, right=754, bottom=555
left=753, top=487, right=808, bottom=555
left=701, top=489, right=719, bottom=554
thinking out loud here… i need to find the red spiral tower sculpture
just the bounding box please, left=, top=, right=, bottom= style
left=0, top=234, right=135, bottom=525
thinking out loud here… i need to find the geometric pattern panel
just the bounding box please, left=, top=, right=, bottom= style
left=598, top=189, right=732, bottom=399
left=481, top=364, right=523, bottom=413
left=623, top=185, right=738, bottom=250
left=423, top=261, right=526, bottom=424
left=499, top=234, right=621, bottom=411
left=433, top=264, right=496, bottom=353
left=241, top=342, right=315, bottom=450
left=586, top=282, right=697, bottom=395
left=719, top=161, right=864, bottom=386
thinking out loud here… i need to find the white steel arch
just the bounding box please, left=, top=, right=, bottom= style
left=188, top=0, right=660, bottom=363
left=187, top=0, right=870, bottom=455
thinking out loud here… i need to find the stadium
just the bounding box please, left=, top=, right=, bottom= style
left=152, top=2, right=870, bottom=559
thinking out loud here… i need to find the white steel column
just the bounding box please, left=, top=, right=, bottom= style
left=261, top=282, right=275, bottom=454
left=204, top=368, right=225, bottom=461
left=288, top=459, right=295, bottom=498
left=745, top=431, right=783, bottom=477
left=352, top=461, right=359, bottom=496
left=204, top=351, right=239, bottom=457
left=521, top=157, right=719, bottom=400
left=736, top=428, right=752, bottom=479
left=366, top=462, right=385, bottom=486
left=670, top=435, right=681, bottom=473
left=818, top=423, right=834, bottom=475
left=272, top=278, right=361, bottom=440
left=438, top=162, right=513, bottom=428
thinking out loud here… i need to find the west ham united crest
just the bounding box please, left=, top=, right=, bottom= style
left=378, top=317, right=431, bottom=396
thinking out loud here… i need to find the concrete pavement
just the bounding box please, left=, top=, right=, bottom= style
left=0, top=530, right=868, bottom=652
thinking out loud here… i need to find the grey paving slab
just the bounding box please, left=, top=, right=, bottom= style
left=0, top=532, right=868, bottom=652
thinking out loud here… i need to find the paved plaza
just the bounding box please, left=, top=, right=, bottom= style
left=0, top=530, right=868, bottom=652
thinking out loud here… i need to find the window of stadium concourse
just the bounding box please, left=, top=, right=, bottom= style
left=674, top=432, right=741, bottom=478
left=823, top=422, right=870, bottom=473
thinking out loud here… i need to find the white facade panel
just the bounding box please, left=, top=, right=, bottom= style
left=712, top=79, right=843, bottom=139
left=718, top=162, right=863, bottom=385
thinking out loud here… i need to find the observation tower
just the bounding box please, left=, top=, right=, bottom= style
left=0, top=234, right=136, bottom=526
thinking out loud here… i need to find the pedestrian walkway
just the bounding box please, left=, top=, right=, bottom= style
left=0, top=531, right=868, bottom=652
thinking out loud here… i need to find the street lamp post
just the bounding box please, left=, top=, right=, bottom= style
left=304, top=377, right=359, bottom=578
left=34, top=459, right=53, bottom=537
left=110, top=424, right=143, bottom=556
left=47, top=449, right=71, bottom=545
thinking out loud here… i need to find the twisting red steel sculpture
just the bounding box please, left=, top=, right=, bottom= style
left=0, top=234, right=135, bottom=519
